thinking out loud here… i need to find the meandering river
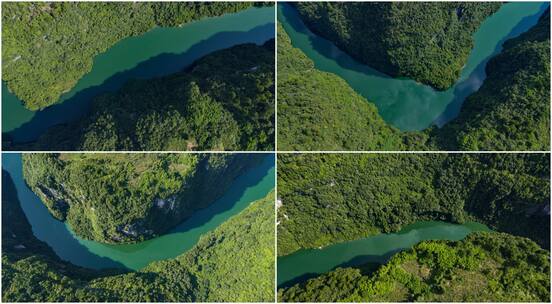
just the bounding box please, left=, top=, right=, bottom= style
left=278, top=2, right=548, bottom=131
left=2, top=153, right=275, bottom=270
left=3, top=6, right=275, bottom=142
left=278, top=220, right=490, bottom=287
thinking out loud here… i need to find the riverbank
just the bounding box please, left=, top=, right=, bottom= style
left=2, top=153, right=275, bottom=270
left=3, top=6, right=275, bottom=144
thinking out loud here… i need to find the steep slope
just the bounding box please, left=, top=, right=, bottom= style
left=277, top=23, right=424, bottom=151
left=277, top=6, right=550, bottom=151
left=293, top=2, right=501, bottom=90
left=277, top=154, right=550, bottom=256
left=2, top=2, right=261, bottom=110
left=2, top=171, right=275, bottom=302
left=11, top=41, right=274, bottom=151
left=279, top=232, right=550, bottom=302
left=432, top=9, right=551, bottom=150
left=22, top=153, right=262, bottom=244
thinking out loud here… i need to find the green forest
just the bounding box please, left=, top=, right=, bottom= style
left=277, top=153, right=550, bottom=256
left=276, top=23, right=419, bottom=151
left=277, top=6, right=550, bottom=151
left=2, top=2, right=261, bottom=110
left=7, top=40, right=275, bottom=151
left=294, top=2, right=501, bottom=90
left=22, top=153, right=262, bottom=244
left=2, top=171, right=275, bottom=302
left=432, top=9, right=551, bottom=150
left=277, top=153, right=550, bottom=301
left=279, top=232, right=550, bottom=302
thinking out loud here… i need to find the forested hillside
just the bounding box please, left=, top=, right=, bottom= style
left=10, top=41, right=274, bottom=151
left=22, top=153, right=262, bottom=244
left=432, top=8, right=551, bottom=150
left=2, top=171, right=275, bottom=302
left=279, top=232, right=550, bottom=302
left=278, top=7, right=550, bottom=151
left=2, top=2, right=260, bottom=110
left=277, top=154, right=550, bottom=256
left=276, top=24, right=426, bottom=151
left=294, top=2, right=501, bottom=90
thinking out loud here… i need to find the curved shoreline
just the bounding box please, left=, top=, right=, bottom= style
left=2, top=153, right=275, bottom=270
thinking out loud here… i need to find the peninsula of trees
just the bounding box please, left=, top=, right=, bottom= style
left=294, top=2, right=501, bottom=90
left=2, top=170, right=275, bottom=302
left=22, top=153, right=262, bottom=244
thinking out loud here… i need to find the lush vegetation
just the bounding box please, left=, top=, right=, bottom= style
left=11, top=41, right=274, bottom=151
left=2, top=2, right=261, bottom=110
left=2, top=171, right=275, bottom=302
left=294, top=2, right=501, bottom=90
left=432, top=9, right=551, bottom=150
left=22, top=153, right=263, bottom=244
left=277, top=7, right=550, bottom=151
left=277, top=23, right=425, bottom=151
left=277, top=153, right=550, bottom=256
left=279, top=232, right=550, bottom=302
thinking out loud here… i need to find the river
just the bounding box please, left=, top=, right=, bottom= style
left=3, top=6, right=275, bottom=143
left=277, top=220, right=490, bottom=287
left=2, top=153, right=275, bottom=270
left=278, top=2, right=548, bottom=131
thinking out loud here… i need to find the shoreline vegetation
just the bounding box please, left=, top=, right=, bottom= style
left=4, top=40, right=275, bottom=151
left=278, top=232, right=550, bottom=302
left=278, top=153, right=550, bottom=256
left=2, top=169, right=275, bottom=302
left=293, top=2, right=502, bottom=91
left=21, top=153, right=263, bottom=244
left=277, top=5, right=550, bottom=151
left=277, top=153, right=550, bottom=301
left=2, top=2, right=265, bottom=110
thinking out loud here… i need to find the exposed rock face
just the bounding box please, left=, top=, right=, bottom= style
left=22, top=153, right=263, bottom=244
left=154, top=196, right=177, bottom=211
left=35, top=185, right=69, bottom=220
left=116, top=221, right=154, bottom=241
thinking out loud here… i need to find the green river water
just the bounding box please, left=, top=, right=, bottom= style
left=278, top=2, right=548, bottom=131
left=3, top=6, right=275, bottom=142
left=278, top=221, right=490, bottom=287
left=2, top=153, right=275, bottom=270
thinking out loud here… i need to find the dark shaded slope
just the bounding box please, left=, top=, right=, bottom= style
left=293, top=2, right=501, bottom=90
left=9, top=41, right=274, bottom=151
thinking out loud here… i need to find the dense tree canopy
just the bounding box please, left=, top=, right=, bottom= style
left=9, top=41, right=275, bottom=151
left=279, top=232, right=550, bottom=302
left=2, top=2, right=260, bottom=110
left=432, top=9, right=551, bottom=150
left=276, top=23, right=423, bottom=151
left=3, top=171, right=275, bottom=302
left=294, top=2, right=501, bottom=90
left=277, top=153, right=550, bottom=256
left=277, top=7, right=550, bottom=151
left=22, top=153, right=263, bottom=243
